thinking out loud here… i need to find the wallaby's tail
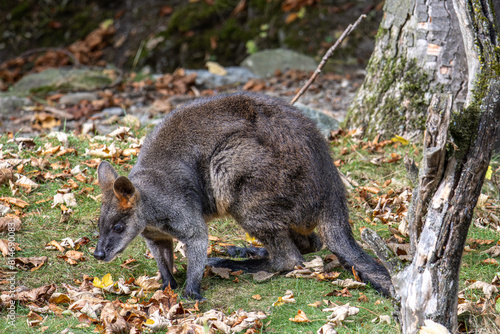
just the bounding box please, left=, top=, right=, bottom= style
left=319, top=200, right=393, bottom=297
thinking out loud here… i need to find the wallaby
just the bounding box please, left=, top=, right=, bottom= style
left=94, top=92, right=392, bottom=300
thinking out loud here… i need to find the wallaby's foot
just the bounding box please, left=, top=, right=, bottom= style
left=183, top=286, right=205, bottom=301
left=223, top=245, right=269, bottom=259
left=161, top=281, right=178, bottom=291
left=207, top=257, right=271, bottom=273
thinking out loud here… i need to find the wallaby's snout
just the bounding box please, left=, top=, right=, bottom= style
left=93, top=247, right=106, bottom=261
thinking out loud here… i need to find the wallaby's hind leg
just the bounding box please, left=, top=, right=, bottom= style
left=289, top=230, right=323, bottom=254
left=208, top=227, right=304, bottom=273
left=215, top=230, right=322, bottom=262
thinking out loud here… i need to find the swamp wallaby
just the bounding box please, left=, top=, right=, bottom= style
left=94, top=92, right=392, bottom=299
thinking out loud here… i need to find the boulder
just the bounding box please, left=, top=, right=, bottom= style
left=241, top=49, right=317, bottom=78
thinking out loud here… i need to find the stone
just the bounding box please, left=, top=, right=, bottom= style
left=0, top=95, right=32, bottom=113
left=11, top=68, right=114, bottom=95
left=294, top=102, right=339, bottom=138
left=59, top=92, right=98, bottom=105
left=185, top=67, right=257, bottom=88
left=241, top=49, right=318, bottom=78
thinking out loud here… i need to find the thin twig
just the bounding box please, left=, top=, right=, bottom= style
left=291, top=14, right=366, bottom=105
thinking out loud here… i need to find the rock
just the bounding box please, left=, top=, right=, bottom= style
left=294, top=102, right=339, bottom=138
left=101, top=107, right=124, bottom=116
left=185, top=67, right=257, bottom=88
left=241, top=49, right=318, bottom=78
left=59, top=92, right=98, bottom=105
left=0, top=95, right=32, bottom=113
left=11, top=68, right=114, bottom=95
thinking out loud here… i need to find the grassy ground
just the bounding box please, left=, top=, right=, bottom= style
left=0, top=124, right=499, bottom=333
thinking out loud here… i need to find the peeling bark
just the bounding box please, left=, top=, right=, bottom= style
left=407, top=94, right=451, bottom=255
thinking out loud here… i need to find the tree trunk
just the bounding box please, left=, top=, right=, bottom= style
left=359, top=0, right=500, bottom=333
left=345, top=0, right=468, bottom=139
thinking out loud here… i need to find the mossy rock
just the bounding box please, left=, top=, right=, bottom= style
left=241, top=49, right=318, bottom=78
left=11, top=68, right=114, bottom=95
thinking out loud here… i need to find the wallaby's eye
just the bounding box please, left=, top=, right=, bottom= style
left=113, top=223, right=125, bottom=233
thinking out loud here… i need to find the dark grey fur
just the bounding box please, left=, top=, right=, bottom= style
left=94, top=92, right=392, bottom=299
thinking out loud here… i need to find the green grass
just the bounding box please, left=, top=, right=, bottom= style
left=1, top=129, right=499, bottom=333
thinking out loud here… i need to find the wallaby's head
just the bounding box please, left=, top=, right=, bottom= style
left=94, top=161, right=143, bottom=262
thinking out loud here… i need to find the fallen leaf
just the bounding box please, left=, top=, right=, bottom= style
left=14, top=256, right=47, bottom=271
left=252, top=271, right=275, bottom=282
left=308, top=301, right=322, bottom=308
left=482, top=258, right=498, bottom=265
left=206, top=61, right=227, bottom=76
left=289, top=309, right=310, bottom=323
left=93, top=273, right=115, bottom=288
left=391, top=135, right=409, bottom=145
left=0, top=197, right=28, bottom=208
left=273, top=290, right=295, bottom=306
left=52, top=192, right=77, bottom=208
left=0, top=216, right=22, bottom=232
left=252, top=294, right=262, bottom=300
left=101, top=301, right=129, bottom=333
left=45, top=240, right=65, bottom=252
left=419, top=319, right=451, bottom=334
left=0, top=239, right=21, bottom=256
left=482, top=246, right=500, bottom=257
left=357, top=292, right=369, bottom=302
left=135, top=275, right=161, bottom=291
left=316, top=323, right=338, bottom=334
left=210, top=267, right=231, bottom=279
left=16, top=284, right=56, bottom=303
left=464, top=280, right=498, bottom=299
left=323, top=303, right=359, bottom=326
left=331, top=278, right=366, bottom=289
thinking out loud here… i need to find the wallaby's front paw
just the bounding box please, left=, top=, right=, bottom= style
left=161, top=280, right=178, bottom=290
left=183, top=289, right=205, bottom=301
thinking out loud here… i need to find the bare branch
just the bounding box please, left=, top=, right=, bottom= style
left=290, top=14, right=366, bottom=105
left=360, top=228, right=404, bottom=277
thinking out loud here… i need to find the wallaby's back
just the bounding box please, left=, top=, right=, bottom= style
left=129, top=92, right=391, bottom=296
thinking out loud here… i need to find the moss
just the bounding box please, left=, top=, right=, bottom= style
left=346, top=50, right=435, bottom=138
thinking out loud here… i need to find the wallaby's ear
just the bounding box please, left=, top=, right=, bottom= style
left=114, top=176, right=137, bottom=209
left=97, top=161, right=119, bottom=192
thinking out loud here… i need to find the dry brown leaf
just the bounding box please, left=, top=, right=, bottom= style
left=357, top=292, right=369, bottom=302
left=464, top=280, right=499, bottom=299
left=316, top=323, right=338, bottom=334
left=0, top=197, right=29, bottom=208
left=289, top=309, right=310, bottom=323
left=0, top=215, right=22, bottom=232
left=323, top=303, right=359, bottom=326
left=16, top=284, right=56, bottom=304
left=27, top=310, right=44, bottom=327
left=135, top=275, right=161, bottom=291
left=307, top=301, right=322, bottom=308
left=45, top=240, right=65, bottom=252
left=482, top=246, right=500, bottom=257
left=210, top=267, right=232, bottom=279
left=482, top=258, right=498, bottom=265
left=101, top=301, right=129, bottom=333
left=0, top=239, right=21, bottom=256
left=252, top=271, right=275, bottom=282
left=14, top=256, right=47, bottom=271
